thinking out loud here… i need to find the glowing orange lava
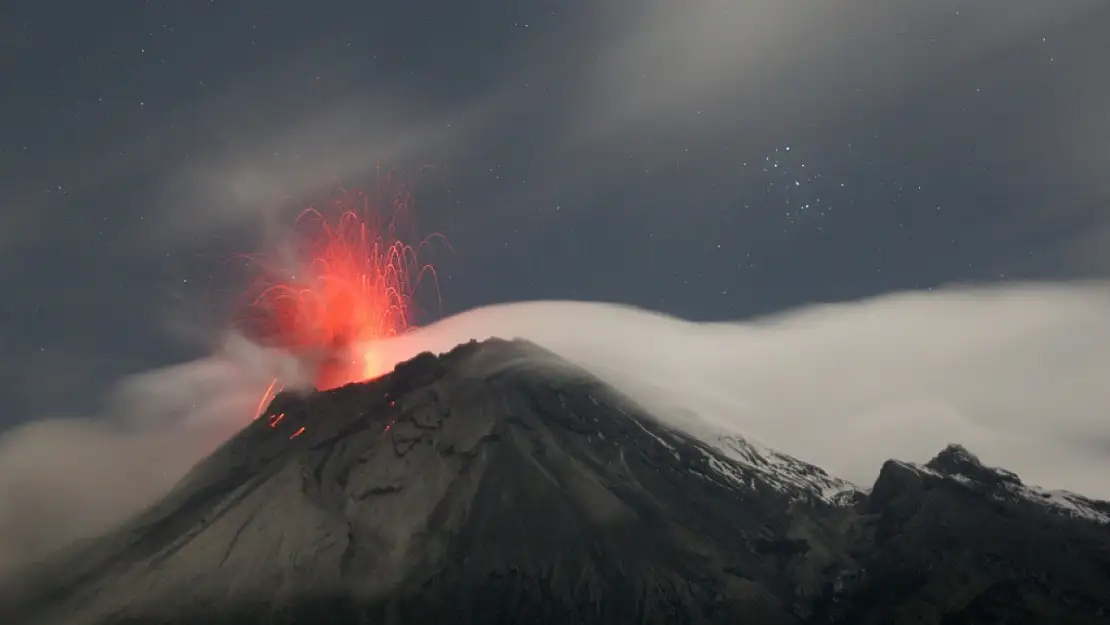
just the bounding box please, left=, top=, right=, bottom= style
left=238, top=185, right=443, bottom=398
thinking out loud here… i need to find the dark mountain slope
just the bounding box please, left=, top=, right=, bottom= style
left=823, top=446, right=1110, bottom=624
left=4, top=338, right=1109, bottom=625
left=6, top=339, right=852, bottom=625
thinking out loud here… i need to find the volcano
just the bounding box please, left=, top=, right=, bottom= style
left=6, top=339, right=1110, bottom=624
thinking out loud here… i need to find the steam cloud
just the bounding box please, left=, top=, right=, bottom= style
left=0, top=335, right=309, bottom=580
left=3, top=282, right=1109, bottom=580
left=377, top=282, right=1110, bottom=502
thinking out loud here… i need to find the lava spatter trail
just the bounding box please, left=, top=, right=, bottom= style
left=236, top=183, right=446, bottom=426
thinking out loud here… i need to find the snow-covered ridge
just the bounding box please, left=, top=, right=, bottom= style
left=703, top=434, right=862, bottom=506
left=582, top=391, right=861, bottom=506
left=893, top=446, right=1110, bottom=525
left=636, top=425, right=861, bottom=507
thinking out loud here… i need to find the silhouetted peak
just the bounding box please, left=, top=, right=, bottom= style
left=926, top=443, right=1022, bottom=487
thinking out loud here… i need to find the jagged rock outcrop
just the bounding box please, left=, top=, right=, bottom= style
left=826, top=447, right=1110, bottom=624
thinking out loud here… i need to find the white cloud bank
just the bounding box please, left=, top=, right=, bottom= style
left=376, top=281, right=1110, bottom=499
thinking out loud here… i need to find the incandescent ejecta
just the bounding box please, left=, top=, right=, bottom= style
left=237, top=184, right=446, bottom=397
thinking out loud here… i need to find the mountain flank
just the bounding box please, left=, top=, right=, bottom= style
left=5, top=338, right=1109, bottom=624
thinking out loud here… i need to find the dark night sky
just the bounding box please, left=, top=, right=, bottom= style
left=3, top=0, right=1109, bottom=428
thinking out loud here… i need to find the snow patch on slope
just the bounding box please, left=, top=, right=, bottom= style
left=1021, top=486, right=1110, bottom=525
left=705, top=434, right=862, bottom=506
left=589, top=391, right=861, bottom=506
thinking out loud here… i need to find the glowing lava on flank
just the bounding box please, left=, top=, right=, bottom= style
left=238, top=185, right=443, bottom=396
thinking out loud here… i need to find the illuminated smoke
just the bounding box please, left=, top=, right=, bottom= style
left=236, top=184, right=444, bottom=393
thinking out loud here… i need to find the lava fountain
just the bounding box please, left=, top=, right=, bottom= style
left=237, top=183, right=444, bottom=401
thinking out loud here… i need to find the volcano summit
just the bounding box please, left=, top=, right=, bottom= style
left=6, top=339, right=1110, bottom=624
